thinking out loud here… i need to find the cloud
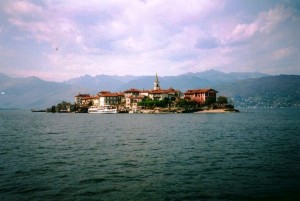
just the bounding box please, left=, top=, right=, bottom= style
left=231, top=23, right=258, bottom=40
left=272, top=47, right=296, bottom=60
left=226, top=5, right=293, bottom=45
left=196, top=37, right=220, bottom=49
left=4, top=0, right=223, bottom=48
left=257, top=5, right=292, bottom=33
left=0, top=0, right=300, bottom=81
left=4, top=0, right=43, bottom=15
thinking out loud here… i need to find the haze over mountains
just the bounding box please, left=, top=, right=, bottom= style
left=1, top=70, right=299, bottom=109
left=63, top=70, right=268, bottom=93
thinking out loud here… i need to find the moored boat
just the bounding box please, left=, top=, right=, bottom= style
left=88, top=105, right=117, bottom=114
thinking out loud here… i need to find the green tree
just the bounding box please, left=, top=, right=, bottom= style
left=170, top=97, right=176, bottom=102
left=51, top=105, right=56, bottom=113
left=217, top=96, right=228, bottom=104
left=176, top=99, right=189, bottom=108
left=205, top=97, right=216, bottom=105
left=138, top=98, right=170, bottom=108
left=56, top=103, right=62, bottom=112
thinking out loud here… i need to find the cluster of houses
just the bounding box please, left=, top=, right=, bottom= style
left=74, top=74, right=218, bottom=111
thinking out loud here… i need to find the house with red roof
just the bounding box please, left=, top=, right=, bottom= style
left=99, top=92, right=123, bottom=107
left=74, top=93, right=91, bottom=106
left=124, top=88, right=144, bottom=109
left=123, top=74, right=180, bottom=110
left=74, top=74, right=220, bottom=112
left=184, top=88, right=218, bottom=104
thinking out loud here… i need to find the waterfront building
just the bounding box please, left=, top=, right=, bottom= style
left=124, top=88, right=143, bottom=109
left=74, top=74, right=181, bottom=106
left=140, top=89, right=150, bottom=97
left=184, top=89, right=218, bottom=104
left=124, top=88, right=140, bottom=98
left=75, top=94, right=100, bottom=107
left=99, top=92, right=122, bottom=107
left=91, top=95, right=100, bottom=107
left=148, top=88, right=180, bottom=101
left=123, top=74, right=180, bottom=109
left=148, top=74, right=180, bottom=101
left=74, top=93, right=91, bottom=106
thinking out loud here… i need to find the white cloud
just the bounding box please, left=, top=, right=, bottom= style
left=1, top=0, right=300, bottom=80
left=272, top=47, right=296, bottom=60
left=257, top=5, right=292, bottom=33
left=231, top=23, right=258, bottom=40
left=226, top=5, right=293, bottom=45
left=4, top=0, right=43, bottom=15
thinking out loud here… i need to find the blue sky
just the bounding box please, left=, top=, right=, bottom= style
left=0, top=0, right=300, bottom=81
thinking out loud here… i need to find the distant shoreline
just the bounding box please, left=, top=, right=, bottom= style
left=136, top=108, right=240, bottom=114
left=195, top=109, right=240, bottom=113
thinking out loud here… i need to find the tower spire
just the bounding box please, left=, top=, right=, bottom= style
left=154, top=73, right=160, bottom=90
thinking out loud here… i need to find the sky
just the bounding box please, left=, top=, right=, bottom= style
left=0, top=0, right=300, bottom=81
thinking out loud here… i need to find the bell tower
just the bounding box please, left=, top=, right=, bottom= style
left=154, top=73, right=160, bottom=90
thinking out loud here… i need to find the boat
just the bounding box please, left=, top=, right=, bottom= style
left=88, top=105, right=117, bottom=114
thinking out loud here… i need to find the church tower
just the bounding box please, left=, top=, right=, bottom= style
left=154, top=73, right=160, bottom=90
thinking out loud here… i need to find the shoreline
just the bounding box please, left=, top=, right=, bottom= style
left=195, top=109, right=239, bottom=113
left=139, top=108, right=239, bottom=114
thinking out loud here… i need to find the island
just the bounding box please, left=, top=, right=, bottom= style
left=46, top=74, right=238, bottom=113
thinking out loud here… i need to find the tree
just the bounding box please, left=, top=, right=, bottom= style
left=56, top=103, right=62, bottom=112
left=176, top=99, right=190, bottom=108
left=51, top=105, right=56, bottom=113
left=138, top=98, right=169, bottom=108
left=205, top=97, right=216, bottom=105
left=217, top=96, right=228, bottom=104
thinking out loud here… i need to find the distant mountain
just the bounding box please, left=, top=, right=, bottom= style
left=64, top=74, right=214, bottom=92
left=217, top=75, right=300, bottom=108
left=182, top=69, right=268, bottom=85
left=1, top=71, right=299, bottom=109
left=118, top=75, right=214, bottom=92
left=0, top=75, right=79, bottom=109
left=63, top=74, right=127, bottom=93
left=0, top=73, right=10, bottom=81
left=64, top=70, right=266, bottom=92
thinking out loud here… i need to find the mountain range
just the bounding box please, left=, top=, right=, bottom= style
left=63, top=70, right=268, bottom=93
left=0, top=70, right=299, bottom=109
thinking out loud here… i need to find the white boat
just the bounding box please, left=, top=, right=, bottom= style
left=88, top=105, right=117, bottom=114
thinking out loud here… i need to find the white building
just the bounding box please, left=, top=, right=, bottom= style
left=124, top=88, right=144, bottom=109
left=98, top=91, right=122, bottom=107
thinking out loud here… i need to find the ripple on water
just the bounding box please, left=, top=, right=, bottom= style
left=0, top=110, right=299, bottom=201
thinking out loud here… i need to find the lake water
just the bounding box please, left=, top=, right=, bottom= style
left=0, top=109, right=299, bottom=201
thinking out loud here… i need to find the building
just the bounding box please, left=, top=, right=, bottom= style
left=124, top=88, right=143, bottom=109
left=99, top=92, right=122, bottom=107
left=74, top=93, right=91, bottom=106
left=184, top=88, right=218, bottom=104
left=74, top=93, right=100, bottom=107
left=148, top=88, right=180, bottom=101
left=148, top=74, right=180, bottom=101
left=75, top=74, right=180, bottom=110
left=90, top=95, right=100, bottom=107
left=154, top=73, right=160, bottom=90
left=123, top=74, right=180, bottom=109
left=124, top=88, right=140, bottom=98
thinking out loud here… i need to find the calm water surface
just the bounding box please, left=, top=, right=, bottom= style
left=0, top=109, right=299, bottom=201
